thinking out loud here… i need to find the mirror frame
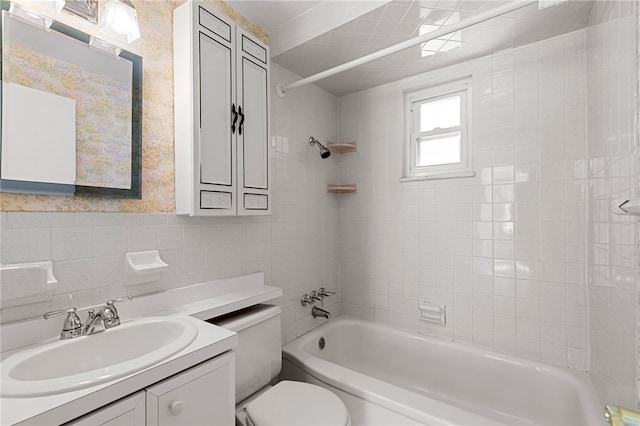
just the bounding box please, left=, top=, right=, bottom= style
left=0, top=1, right=143, bottom=199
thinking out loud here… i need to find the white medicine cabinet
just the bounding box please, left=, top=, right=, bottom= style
left=174, top=1, right=270, bottom=216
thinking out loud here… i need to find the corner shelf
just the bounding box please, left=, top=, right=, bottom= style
left=327, top=183, right=357, bottom=194
left=327, top=142, right=357, bottom=194
left=327, top=142, right=357, bottom=154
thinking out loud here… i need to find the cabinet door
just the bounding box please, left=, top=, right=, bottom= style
left=236, top=28, right=270, bottom=216
left=197, top=6, right=236, bottom=215
left=146, top=352, right=235, bottom=426
left=66, top=392, right=145, bottom=426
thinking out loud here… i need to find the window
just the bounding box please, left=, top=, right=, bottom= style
left=403, top=79, right=473, bottom=180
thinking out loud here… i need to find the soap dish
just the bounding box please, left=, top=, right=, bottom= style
left=126, top=250, right=168, bottom=275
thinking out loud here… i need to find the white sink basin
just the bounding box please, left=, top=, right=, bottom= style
left=1, top=316, right=198, bottom=397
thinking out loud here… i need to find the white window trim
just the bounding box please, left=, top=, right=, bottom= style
left=402, top=78, right=474, bottom=181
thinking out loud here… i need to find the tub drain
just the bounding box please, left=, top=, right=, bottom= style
left=318, top=337, right=326, bottom=350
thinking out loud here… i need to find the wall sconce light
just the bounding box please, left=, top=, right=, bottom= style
left=99, top=0, right=141, bottom=43
left=53, top=0, right=98, bottom=24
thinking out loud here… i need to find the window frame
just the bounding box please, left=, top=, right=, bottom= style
left=402, top=78, right=474, bottom=181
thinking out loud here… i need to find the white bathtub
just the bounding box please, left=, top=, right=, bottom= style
left=281, top=317, right=603, bottom=426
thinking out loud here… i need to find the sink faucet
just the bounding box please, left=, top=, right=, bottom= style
left=44, top=296, right=133, bottom=339
left=311, top=306, right=331, bottom=319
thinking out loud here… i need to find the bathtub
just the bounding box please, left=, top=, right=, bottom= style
left=280, top=317, right=603, bottom=426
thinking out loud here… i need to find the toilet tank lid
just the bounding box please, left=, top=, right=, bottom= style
left=208, top=304, right=281, bottom=332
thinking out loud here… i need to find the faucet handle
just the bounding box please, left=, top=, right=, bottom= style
left=104, top=295, right=132, bottom=328
left=300, top=294, right=313, bottom=307
left=107, top=295, right=133, bottom=305
left=44, top=307, right=83, bottom=339
left=318, top=287, right=335, bottom=297
left=310, top=291, right=324, bottom=306
left=43, top=307, right=75, bottom=320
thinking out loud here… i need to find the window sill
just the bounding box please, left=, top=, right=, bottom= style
left=400, top=170, right=475, bottom=182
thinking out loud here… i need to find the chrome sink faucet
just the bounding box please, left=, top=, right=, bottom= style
left=44, top=296, right=133, bottom=339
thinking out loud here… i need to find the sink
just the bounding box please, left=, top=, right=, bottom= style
left=1, top=316, right=198, bottom=397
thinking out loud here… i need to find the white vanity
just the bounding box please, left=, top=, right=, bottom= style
left=0, top=273, right=281, bottom=425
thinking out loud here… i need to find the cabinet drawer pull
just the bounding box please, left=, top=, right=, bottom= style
left=169, top=400, right=184, bottom=416
left=231, top=104, right=238, bottom=134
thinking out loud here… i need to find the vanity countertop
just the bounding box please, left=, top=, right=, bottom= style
left=1, top=272, right=282, bottom=425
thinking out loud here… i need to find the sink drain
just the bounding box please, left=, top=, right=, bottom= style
left=318, top=336, right=326, bottom=350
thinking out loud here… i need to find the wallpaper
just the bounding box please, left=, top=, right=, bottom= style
left=0, top=0, right=268, bottom=212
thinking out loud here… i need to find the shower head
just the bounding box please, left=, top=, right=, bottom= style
left=309, top=137, right=331, bottom=159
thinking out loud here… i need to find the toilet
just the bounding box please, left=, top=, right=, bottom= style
left=210, top=304, right=350, bottom=426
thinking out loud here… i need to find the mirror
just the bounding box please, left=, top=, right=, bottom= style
left=0, top=3, right=142, bottom=198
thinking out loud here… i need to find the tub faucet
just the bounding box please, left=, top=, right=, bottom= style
left=312, top=306, right=331, bottom=319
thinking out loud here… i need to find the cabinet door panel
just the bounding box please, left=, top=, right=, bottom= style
left=240, top=57, right=268, bottom=190
left=199, top=32, right=233, bottom=186
left=146, top=353, right=235, bottom=426
left=66, top=392, right=145, bottom=426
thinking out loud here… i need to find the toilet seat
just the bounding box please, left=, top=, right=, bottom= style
left=246, top=381, right=350, bottom=426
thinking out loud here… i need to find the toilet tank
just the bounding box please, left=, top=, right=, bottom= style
left=209, top=304, right=282, bottom=402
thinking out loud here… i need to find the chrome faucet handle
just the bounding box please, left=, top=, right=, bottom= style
left=300, top=294, right=313, bottom=307
left=318, top=287, right=335, bottom=297
left=104, top=296, right=133, bottom=329
left=44, top=307, right=83, bottom=339
left=109, top=295, right=134, bottom=304
left=310, top=291, right=324, bottom=306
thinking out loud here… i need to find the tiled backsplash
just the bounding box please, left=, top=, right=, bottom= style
left=0, top=64, right=340, bottom=346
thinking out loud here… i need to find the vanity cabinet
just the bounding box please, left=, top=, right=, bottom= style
left=174, top=1, right=270, bottom=216
left=66, top=353, right=234, bottom=426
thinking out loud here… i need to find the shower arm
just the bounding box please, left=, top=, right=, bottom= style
left=274, top=0, right=538, bottom=98
left=309, top=137, right=324, bottom=148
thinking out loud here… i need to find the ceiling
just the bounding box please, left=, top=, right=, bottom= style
left=226, top=1, right=324, bottom=34
left=229, top=0, right=595, bottom=97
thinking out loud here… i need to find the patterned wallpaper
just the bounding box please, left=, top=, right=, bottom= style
left=0, top=0, right=268, bottom=212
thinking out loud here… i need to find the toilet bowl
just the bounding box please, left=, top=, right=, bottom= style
left=211, top=305, right=350, bottom=426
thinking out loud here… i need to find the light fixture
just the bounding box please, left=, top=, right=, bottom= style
left=8, top=2, right=53, bottom=28
left=99, top=0, right=141, bottom=44
left=53, top=0, right=98, bottom=24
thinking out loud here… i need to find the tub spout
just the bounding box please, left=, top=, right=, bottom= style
left=312, top=306, right=331, bottom=319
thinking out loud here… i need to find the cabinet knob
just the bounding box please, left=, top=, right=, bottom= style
left=169, top=400, right=184, bottom=416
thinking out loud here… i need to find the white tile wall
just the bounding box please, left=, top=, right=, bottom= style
left=586, top=0, right=639, bottom=410
left=0, top=63, right=340, bottom=347
left=337, top=29, right=591, bottom=370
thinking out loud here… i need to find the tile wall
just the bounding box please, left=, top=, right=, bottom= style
left=586, top=0, right=639, bottom=409
left=337, top=29, right=591, bottom=370
left=0, top=64, right=340, bottom=345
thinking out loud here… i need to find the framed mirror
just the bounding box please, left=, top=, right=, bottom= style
left=0, top=2, right=142, bottom=198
